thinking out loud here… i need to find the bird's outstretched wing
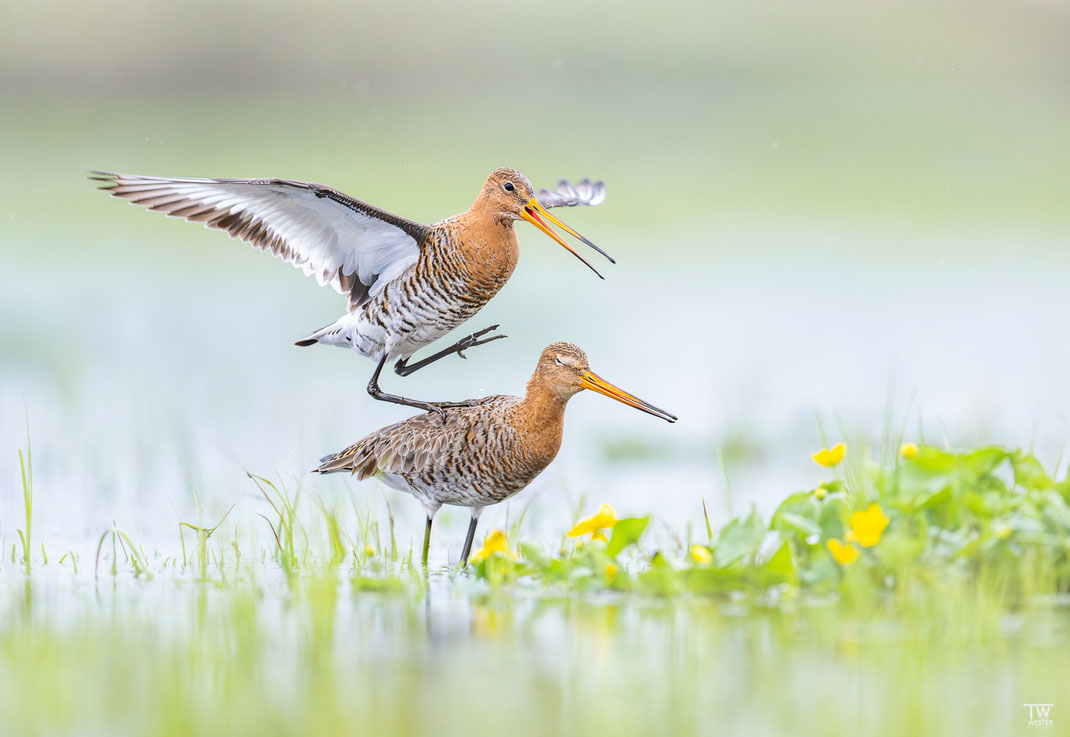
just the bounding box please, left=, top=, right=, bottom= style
left=92, top=173, right=431, bottom=312
left=536, top=178, right=606, bottom=208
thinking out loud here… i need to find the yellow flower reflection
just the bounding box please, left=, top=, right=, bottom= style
left=827, top=538, right=859, bottom=564
left=848, top=503, right=890, bottom=547
left=812, top=443, right=846, bottom=467
left=567, top=504, right=617, bottom=539
left=900, top=442, right=918, bottom=459
left=469, top=529, right=518, bottom=563
left=690, top=544, right=712, bottom=565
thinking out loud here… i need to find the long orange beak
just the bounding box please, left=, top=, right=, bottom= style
left=520, top=198, right=614, bottom=279
left=580, top=370, right=677, bottom=423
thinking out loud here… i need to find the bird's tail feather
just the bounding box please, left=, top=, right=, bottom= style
left=294, top=321, right=336, bottom=347
left=314, top=441, right=379, bottom=478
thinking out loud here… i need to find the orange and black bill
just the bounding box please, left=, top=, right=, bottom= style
left=521, top=198, right=614, bottom=279
left=580, top=371, right=677, bottom=423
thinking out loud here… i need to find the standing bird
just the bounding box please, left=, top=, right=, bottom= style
left=92, top=169, right=610, bottom=411
left=314, top=342, right=676, bottom=566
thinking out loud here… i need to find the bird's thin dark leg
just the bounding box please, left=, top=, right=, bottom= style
left=458, top=514, right=480, bottom=568
left=422, top=516, right=433, bottom=567
left=367, top=356, right=475, bottom=412
left=394, top=325, right=507, bottom=377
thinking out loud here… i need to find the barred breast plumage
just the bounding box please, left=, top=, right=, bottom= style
left=93, top=167, right=610, bottom=412
left=323, top=218, right=520, bottom=362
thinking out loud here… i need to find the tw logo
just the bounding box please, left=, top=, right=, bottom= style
left=1024, top=703, right=1054, bottom=728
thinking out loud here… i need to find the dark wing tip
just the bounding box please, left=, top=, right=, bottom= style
left=88, top=171, right=119, bottom=188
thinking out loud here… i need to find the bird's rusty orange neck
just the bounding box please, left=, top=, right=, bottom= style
left=442, top=198, right=520, bottom=284
left=509, top=370, right=571, bottom=464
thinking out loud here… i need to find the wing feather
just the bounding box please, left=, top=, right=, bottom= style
left=536, top=178, right=607, bottom=208
left=92, top=172, right=430, bottom=311
left=313, top=396, right=517, bottom=479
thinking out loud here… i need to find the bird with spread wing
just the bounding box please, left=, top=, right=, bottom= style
left=92, top=168, right=609, bottom=411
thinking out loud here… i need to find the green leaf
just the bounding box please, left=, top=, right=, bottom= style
left=519, top=542, right=549, bottom=568
left=714, top=509, right=765, bottom=568
left=606, top=516, right=650, bottom=557
left=772, top=511, right=821, bottom=539
left=914, top=485, right=952, bottom=512
left=771, top=492, right=822, bottom=539
left=761, top=540, right=797, bottom=584
left=1010, top=451, right=1053, bottom=491
left=1039, top=494, right=1070, bottom=533
left=960, top=447, right=1008, bottom=476
left=638, top=557, right=681, bottom=596
left=1055, top=479, right=1070, bottom=505
left=911, top=447, right=956, bottom=473
left=818, top=497, right=848, bottom=541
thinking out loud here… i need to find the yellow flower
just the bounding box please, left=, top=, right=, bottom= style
left=567, top=504, right=617, bottom=538
left=469, top=529, right=518, bottom=563
left=364, top=545, right=375, bottom=557
left=590, top=529, right=608, bottom=543
left=812, top=443, right=846, bottom=467
left=604, top=563, right=618, bottom=579
left=900, top=442, right=918, bottom=459
left=690, top=544, right=712, bottom=565
left=848, top=503, right=890, bottom=547
left=827, top=538, right=859, bottom=564
left=813, top=486, right=828, bottom=500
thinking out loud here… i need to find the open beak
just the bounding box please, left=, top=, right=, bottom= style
left=521, top=198, right=615, bottom=280
left=580, top=370, right=677, bottom=423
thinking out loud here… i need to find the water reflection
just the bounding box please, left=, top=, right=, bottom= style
left=1, top=560, right=1067, bottom=736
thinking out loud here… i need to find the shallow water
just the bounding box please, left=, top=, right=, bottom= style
left=3, top=218, right=1070, bottom=555
left=1, top=558, right=1066, bottom=737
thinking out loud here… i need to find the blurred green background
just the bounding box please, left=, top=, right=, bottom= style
left=5, top=0, right=1070, bottom=232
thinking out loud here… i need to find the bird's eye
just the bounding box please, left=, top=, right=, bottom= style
left=504, top=182, right=515, bottom=192
left=554, top=356, right=565, bottom=366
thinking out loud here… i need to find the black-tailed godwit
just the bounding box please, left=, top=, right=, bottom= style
left=92, top=170, right=610, bottom=411
left=314, top=342, right=676, bottom=565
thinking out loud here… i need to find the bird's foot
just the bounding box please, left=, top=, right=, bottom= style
left=454, top=324, right=507, bottom=360
left=368, top=375, right=449, bottom=415
left=393, top=325, right=508, bottom=377
left=423, top=397, right=484, bottom=412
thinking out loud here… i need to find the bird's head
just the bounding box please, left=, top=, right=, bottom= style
left=480, top=167, right=536, bottom=217
left=534, top=342, right=677, bottom=422
left=477, top=168, right=611, bottom=279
